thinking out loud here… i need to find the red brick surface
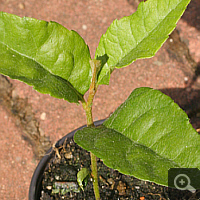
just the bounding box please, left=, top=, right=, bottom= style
left=0, top=0, right=200, bottom=199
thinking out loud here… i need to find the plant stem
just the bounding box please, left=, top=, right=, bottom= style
left=81, top=59, right=101, bottom=200
left=90, top=152, right=100, bottom=200
left=82, top=100, right=100, bottom=200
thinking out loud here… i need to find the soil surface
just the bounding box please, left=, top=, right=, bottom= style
left=0, top=0, right=200, bottom=199
left=41, top=136, right=200, bottom=200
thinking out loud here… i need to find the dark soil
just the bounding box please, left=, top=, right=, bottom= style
left=40, top=136, right=200, bottom=200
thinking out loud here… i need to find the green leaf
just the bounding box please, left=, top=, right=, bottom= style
left=95, top=0, right=191, bottom=85
left=74, top=88, right=200, bottom=186
left=0, top=12, right=92, bottom=103
left=77, top=168, right=90, bottom=191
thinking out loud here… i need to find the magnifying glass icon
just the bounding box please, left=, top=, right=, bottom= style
left=174, top=174, right=196, bottom=193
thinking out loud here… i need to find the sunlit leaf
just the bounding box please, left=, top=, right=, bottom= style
left=75, top=88, right=200, bottom=186
left=0, top=12, right=92, bottom=103
left=95, top=0, right=191, bottom=85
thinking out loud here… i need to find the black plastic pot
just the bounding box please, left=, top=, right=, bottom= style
left=29, top=119, right=105, bottom=200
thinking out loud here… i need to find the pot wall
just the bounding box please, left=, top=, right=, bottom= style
left=29, top=119, right=105, bottom=200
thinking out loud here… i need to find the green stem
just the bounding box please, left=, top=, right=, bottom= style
left=81, top=59, right=101, bottom=200
left=90, top=152, right=100, bottom=200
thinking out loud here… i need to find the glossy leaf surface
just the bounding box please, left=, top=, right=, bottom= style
left=95, top=0, right=191, bottom=85
left=74, top=88, right=200, bottom=186
left=0, top=12, right=91, bottom=103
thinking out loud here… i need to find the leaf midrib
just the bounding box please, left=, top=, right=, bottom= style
left=0, top=40, right=83, bottom=98
left=109, top=0, right=182, bottom=68
left=100, top=126, right=180, bottom=167
left=1, top=18, right=79, bottom=84
left=0, top=40, right=50, bottom=71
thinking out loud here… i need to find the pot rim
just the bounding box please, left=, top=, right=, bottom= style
left=29, top=119, right=105, bottom=200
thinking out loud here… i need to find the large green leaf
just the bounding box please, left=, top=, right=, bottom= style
left=0, top=12, right=92, bottom=103
left=95, top=0, right=191, bottom=85
left=74, top=88, right=200, bottom=186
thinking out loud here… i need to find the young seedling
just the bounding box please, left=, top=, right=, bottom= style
left=1, top=0, right=199, bottom=199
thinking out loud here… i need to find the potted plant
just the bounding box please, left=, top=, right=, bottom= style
left=1, top=0, right=199, bottom=199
